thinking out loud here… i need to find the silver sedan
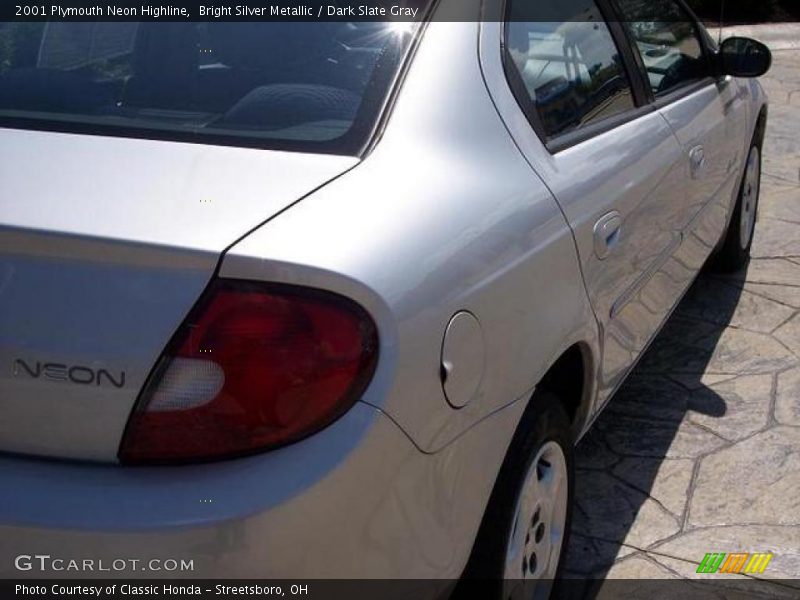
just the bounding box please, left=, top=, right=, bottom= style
left=0, top=0, right=770, bottom=594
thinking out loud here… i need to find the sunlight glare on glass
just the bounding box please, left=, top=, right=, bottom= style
left=389, top=22, right=414, bottom=36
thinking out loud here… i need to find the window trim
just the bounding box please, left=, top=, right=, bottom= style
left=652, top=76, right=717, bottom=109
left=545, top=104, right=655, bottom=153
left=602, top=0, right=655, bottom=104
left=600, top=0, right=652, bottom=106
left=500, top=39, right=549, bottom=143
left=500, top=0, right=658, bottom=154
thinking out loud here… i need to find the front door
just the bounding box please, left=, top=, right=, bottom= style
left=613, top=0, right=750, bottom=270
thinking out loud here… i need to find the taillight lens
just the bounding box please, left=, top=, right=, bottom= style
left=119, top=280, right=378, bottom=464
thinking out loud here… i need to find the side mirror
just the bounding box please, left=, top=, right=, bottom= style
left=720, top=37, right=772, bottom=78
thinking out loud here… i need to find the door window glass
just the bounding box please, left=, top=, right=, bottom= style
left=505, top=0, right=635, bottom=139
left=614, top=0, right=709, bottom=96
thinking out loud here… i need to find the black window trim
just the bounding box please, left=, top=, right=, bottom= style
left=652, top=76, right=717, bottom=109
left=600, top=0, right=652, bottom=105
left=603, top=0, right=654, bottom=104
left=500, top=0, right=659, bottom=154
left=545, top=103, right=655, bottom=153
left=677, top=0, right=722, bottom=64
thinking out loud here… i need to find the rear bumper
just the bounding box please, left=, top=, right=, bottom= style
left=0, top=399, right=522, bottom=580
left=0, top=403, right=428, bottom=579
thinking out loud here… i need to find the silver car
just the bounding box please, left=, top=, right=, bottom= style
left=0, top=0, right=770, bottom=594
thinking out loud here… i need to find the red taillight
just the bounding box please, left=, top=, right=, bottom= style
left=119, top=280, right=378, bottom=464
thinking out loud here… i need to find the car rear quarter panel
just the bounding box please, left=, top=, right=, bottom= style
left=221, top=18, right=600, bottom=453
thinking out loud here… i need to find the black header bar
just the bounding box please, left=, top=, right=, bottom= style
left=3, top=1, right=800, bottom=23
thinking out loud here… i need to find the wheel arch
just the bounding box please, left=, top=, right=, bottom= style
left=533, top=341, right=596, bottom=443
left=456, top=340, right=596, bottom=584
left=753, top=104, right=768, bottom=150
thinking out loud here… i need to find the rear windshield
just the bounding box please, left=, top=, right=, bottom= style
left=0, top=22, right=420, bottom=155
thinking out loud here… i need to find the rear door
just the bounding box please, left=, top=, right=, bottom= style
left=499, top=0, right=691, bottom=401
left=613, top=0, right=749, bottom=270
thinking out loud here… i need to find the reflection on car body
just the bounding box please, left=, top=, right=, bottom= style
left=0, top=0, right=770, bottom=593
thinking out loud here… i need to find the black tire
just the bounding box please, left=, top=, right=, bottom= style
left=457, top=392, right=574, bottom=599
left=713, top=142, right=762, bottom=273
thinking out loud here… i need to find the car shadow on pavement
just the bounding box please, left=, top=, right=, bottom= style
left=561, top=262, right=751, bottom=593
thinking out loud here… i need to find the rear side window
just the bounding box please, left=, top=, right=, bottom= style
left=613, top=0, right=709, bottom=97
left=0, top=22, right=421, bottom=155
left=505, top=0, right=635, bottom=140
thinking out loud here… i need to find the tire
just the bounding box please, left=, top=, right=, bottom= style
left=458, top=392, right=574, bottom=600
left=713, top=143, right=762, bottom=273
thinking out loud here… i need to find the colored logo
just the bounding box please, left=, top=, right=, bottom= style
left=697, top=552, right=773, bottom=574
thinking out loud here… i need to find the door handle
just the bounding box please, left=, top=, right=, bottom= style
left=689, top=145, right=707, bottom=178
left=593, top=211, right=622, bottom=260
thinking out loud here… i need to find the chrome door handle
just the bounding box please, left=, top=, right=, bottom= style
left=690, top=145, right=707, bottom=178
left=593, top=211, right=622, bottom=260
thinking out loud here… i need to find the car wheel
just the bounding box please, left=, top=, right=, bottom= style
left=459, top=392, right=574, bottom=599
left=714, top=143, right=762, bottom=272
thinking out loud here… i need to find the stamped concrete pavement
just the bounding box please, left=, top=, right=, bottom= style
left=563, top=33, right=800, bottom=595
